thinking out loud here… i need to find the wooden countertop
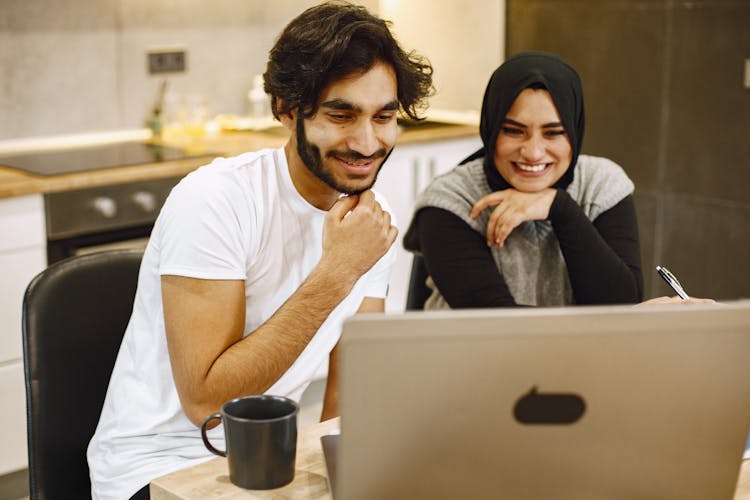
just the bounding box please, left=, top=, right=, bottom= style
left=150, top=415, right=750, bottom=500
left=0, top=123, right=478, bottom=199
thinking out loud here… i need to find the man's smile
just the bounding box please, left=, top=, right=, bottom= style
left=329, top=150, right=386, bottom=175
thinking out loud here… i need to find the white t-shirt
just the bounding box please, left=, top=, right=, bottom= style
left=87, top=147, right=396, bottom=499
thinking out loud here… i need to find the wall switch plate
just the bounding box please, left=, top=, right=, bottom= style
left=147, top=49, right=186, bottom=74
left=745, top=59, right=750, bottom=89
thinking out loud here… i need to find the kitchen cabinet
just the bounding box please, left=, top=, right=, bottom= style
left=375, top=135, right=482, bottom=312
left=0, top=364, right=28, bottom=474
left=0, top=193, right=46, bottom=474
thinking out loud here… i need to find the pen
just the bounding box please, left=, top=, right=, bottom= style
left=655, top=265, right=689, bottom=300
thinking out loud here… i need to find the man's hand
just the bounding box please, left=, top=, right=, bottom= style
left=321, top=190, right=398, bottom=280
left=470, top=188, right=556, bottom=248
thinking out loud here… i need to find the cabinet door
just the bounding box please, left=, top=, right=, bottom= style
left=375, top=136, right=482, bottom=312
left=0, top=248, right=47, bottom=364
left=412, top=136, right=483, bottom=193
left=0, top=194, right=45, bottom=253
left=0, top=194, right=45, bottom=474
left=0, top=362, right=28, bottom=474
left=375, top=146, right=421, bottom=313
left=0, top=194, right=46, bottom=364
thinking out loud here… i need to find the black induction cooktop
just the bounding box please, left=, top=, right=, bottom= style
left=0, top=141, right=215, bottom=176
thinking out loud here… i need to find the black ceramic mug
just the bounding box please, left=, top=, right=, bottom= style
left=200, top=395, right=298, bottom=490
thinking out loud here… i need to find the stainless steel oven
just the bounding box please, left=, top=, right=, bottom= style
left=44, top=176, right=182, bottom=264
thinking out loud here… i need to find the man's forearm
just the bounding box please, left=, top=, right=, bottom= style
left=182, top=262, right=357, bottom=424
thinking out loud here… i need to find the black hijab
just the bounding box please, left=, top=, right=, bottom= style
left=463, top=51, right=585, bottom=191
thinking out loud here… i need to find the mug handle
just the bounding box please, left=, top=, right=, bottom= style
left=200, top=413, right=226, bottom=457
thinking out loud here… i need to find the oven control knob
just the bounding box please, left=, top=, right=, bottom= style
left=132, top=191, right=158, bottom=213
left=91, top=196, right=117, bottom=219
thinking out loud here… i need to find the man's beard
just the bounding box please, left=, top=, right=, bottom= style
left=296, top=116, right=391, bottom=195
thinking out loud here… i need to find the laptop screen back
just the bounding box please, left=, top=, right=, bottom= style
left=338, top=302, right=750, bottom=500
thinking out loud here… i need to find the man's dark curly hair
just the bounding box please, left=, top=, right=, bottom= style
left=264, top=1, right=434, bottom=121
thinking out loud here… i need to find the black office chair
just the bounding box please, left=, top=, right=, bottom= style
left=22, top=249, right=143, bottom=500
left=405, top=254, right=431, bottom=310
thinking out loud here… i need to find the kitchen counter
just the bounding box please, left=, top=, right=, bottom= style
left=0, top=123, right=478, bottom=199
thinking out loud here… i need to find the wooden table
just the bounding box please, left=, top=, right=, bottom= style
left=151, top=417, right=750, bottom=499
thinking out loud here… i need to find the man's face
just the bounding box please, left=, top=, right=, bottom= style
left=296, top=61, right=399, bottom=195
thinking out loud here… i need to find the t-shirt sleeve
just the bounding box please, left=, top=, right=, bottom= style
left=361, top=241, right=397, bottom=299
left=154, top=167, right=251, bottom=280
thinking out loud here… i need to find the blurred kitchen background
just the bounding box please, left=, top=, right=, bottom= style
left=0, top=0, right=501, bottom=139
left=0, top=0, right=748, bottom=497
left=2, top=0, right=747, bottom=300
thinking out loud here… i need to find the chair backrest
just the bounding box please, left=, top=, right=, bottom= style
left=22, top=249, right=143, bottom=500
left=405, top=254, right=431, bottom=310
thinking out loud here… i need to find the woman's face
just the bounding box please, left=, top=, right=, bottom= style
left=493, top=88, right=573, bottom=192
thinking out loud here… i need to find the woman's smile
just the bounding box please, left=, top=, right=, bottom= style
left=494, top=88, right=573, bottom=192
left=512, top=161, right=552, bottom=174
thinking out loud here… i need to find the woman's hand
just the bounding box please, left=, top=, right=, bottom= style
left=470, top=188, right=557, bottom=248
left=635, top=296, right=717, bottom=307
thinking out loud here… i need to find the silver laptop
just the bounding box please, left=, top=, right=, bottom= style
left=332, top=301, right=750, bottom=500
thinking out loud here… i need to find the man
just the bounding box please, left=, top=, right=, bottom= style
left=86, top=2, right=433, bottom=498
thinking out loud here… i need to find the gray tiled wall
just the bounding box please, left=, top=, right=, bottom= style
left=507, top=0, right=750, bottom=301
left=0, top=0, right=373, bottom=140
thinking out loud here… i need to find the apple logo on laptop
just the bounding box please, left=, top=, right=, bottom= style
left=513, top=386, right=586, bottom=425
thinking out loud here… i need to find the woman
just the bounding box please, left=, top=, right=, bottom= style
left=403, top=51, right=643, bottom=308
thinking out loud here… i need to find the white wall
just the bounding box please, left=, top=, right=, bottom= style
left=379, top=0, right=505, bottom=113
left=0, top=0, right=376, bottom=140
left=0, top=0, right=502, bottom=141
